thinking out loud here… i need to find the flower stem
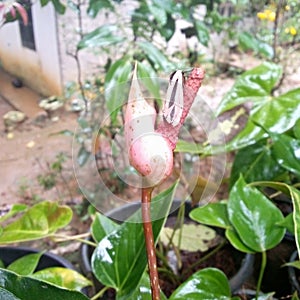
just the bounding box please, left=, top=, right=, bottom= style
left=256, top=251, right=267, bottom=300
left=142, top=187, right=160, bottom=300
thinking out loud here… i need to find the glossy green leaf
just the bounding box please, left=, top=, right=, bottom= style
left=222, top=120, right=267, bottom=152
left=284, top=260, right=300, bottom=269
left=278, top=213, right=294, bottom=234
left=147, top=2, right=167, bottom=26
left=271, top=134, right=300, bottom=176
left=87, top=0, right=114, bottom=18
left=228, top=176, right=285, bottom=252
left=0, top=269, right=89, bottom=300
left=216, top=62, right=282, bottom=115
left=31, top=267, right=92, bottom=291
left=137, top=41, right=174, bottom=71
left=169, top=268, right=232, bottom=300
left=118, top=272, right=167, bottom=300
left=190, top=202, right=230, bottom=229
left=91, top=212, right=119, bottom=243
left=294, top=119, right=300, bottom=140
left=250, top=182, right=300, bottom=258
left=0, top=204, right=27, bottom=224
left=7, top=253, right=42, bottom=276
left=225, top=228, right=255, bottom=253
left=251, top=88, right=300, bottom=134
left=0, top=287, right=20, bottom=300
left=230, top=139, right=284, bottom=188
left=92, top=182, right=177, bottom=297
left=0, top=201, right=72, bottom=244
left=104, top=57, right=132, bottom=124
left=77, top=25, right=124, bottom=50
left=175, top=140, right=205, bottom=154
left=137, top=62, right=161, bottom=102
left=195, top=20, right=210, bottom=47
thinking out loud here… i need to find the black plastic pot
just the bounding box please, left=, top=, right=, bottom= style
left=0, top=246, right=75, bottom=270
left=288, top=250, right=300, bottom=294
left=81, top=200, right=254, bottom=297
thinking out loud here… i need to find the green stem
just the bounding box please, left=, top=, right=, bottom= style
left=90, top=286, right=110, bottom=300
left=256, top=251, right=267, bottom=300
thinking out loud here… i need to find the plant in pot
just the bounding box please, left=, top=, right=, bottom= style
left=0, top=200, right=91, bottom=299
left=74, top=62, right=258, bottom=300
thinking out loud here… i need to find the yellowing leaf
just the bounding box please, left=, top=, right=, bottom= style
left=160, top=224, right=216, bottom=252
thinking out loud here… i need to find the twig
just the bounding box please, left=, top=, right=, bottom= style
left=272, top=0, right=284, bottom=62
left=142, top=186, right=160, bottom=300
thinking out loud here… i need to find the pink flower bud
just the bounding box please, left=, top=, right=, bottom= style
left=125, top=64, right=173, bottom=187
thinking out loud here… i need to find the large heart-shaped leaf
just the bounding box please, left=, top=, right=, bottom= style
left=77, top=25, right=124, bottom=50
left=230, top=139, right=284, bottom=188
left=270, top=133, right=300, bottom=177
left=92, top=183, right=177, bottom=297
left=250, top=181, right=300, bottom=258
left=31, top=267, right=92, bottom=291
left=228, top=176, right=285, bottom=252
left=169, top=268, right=235, bottom=300
left=250, top=88, right=300, bottom=134
left=216, top=62, right=282, bottom=115
left=0, top=269, right=89, bottom=300
left=0, top=201, right=72, bottom=244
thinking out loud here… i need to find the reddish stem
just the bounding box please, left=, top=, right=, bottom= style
left=141, top=187, right=160, bottom=300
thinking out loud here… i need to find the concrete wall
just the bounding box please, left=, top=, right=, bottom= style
left=0, top=1, right=62, bottom=96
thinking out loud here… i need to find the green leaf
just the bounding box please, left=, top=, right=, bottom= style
left=277, top=213, right=294, bottom=234
left=251, top=88, right=300, bottom=134
left=225, top=228, right=255, bottom=253
left=0, top=286, right=21, bottom=300
left=195, top=20, right=210, bottom=47
left=50, top=0, right=66, bottom=14
left=31, top=267, right=92, bottom=291
left=92, top=182, right=177, bottom=296
left=0, top=204, right=27, bottom=224
left=0, top=201, right=72, bottom=244
left=137, top=62, right=161, bottom=102
left=284, top=260, right=300, bottom=269
left=137, top=41, right=174, bottom=72
left=0, top=269, right=89, bottom=300
left=249, top=182, right=300, bottom=259
left=169, top=268, right=232, bottom=300
left=77, top=145, right=91, bottom=167
left=118, top=272, right=167, bottom=300
left=238, top=32, right=273, bottom=59
left=87, top=0, right=114, bottom=18
left=160, top=224, right=216, bottom=252
left=175, top=140, right=205, bottom=154
left=7, top=253, right=43, bottom=276
left=294, top=119, right=300, bottom=140
left=230, top=139, right=284, bottom=188
left=190, top=202, right=230, bottom=229
left=104, top=56, right=132, bottom=124
left=270, top=134, right=300, bottom=176
left=91, top=213, right=119, bottom=243
left=147, top=2, right=167, bottom=26
left=228, top=176, right=285, bottom=252
left=216, top=62, right=282, bottom=115
left=77, top=25, right=124, bottom=50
